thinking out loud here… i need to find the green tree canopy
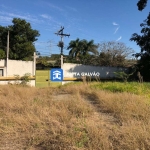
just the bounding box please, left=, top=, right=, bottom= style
left=0, top=18, right=40, bottom=60
left=137, top=0, right=148, bottom=11
left=130, top=13, right=150, bottom=80
left=67, top=38, right=99, bottom=63
left=0, top=49, right=6, bottom=59
left=130, top=0, right=150, bottom=80
left=130, top=13, right=150, bottom=56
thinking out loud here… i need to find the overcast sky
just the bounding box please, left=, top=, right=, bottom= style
left=0, top=0, right=150, bottom=56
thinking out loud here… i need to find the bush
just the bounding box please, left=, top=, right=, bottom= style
left=14, top=73, right=31, bottom=86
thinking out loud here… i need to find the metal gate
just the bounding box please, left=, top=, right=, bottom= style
left=35, top=70, right=61, bottom=87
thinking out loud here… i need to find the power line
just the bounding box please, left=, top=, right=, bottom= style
left=55, top=26, right=70, bottom=55
left=55, top=26, right=70, bottom=68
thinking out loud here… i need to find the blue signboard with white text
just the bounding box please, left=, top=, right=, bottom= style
left=50, top=69, right=63, bottom=82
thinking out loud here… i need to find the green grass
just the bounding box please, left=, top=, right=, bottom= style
left=90, top=82, right=150, bottom=97
left=60, top=81, right=150, bottom=98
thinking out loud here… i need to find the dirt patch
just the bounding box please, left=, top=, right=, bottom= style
left=51, top=92, right=120, bottom=131
left=82, top=93, right=121, bottom=124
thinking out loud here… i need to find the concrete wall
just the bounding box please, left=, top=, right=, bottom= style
left=0, top=59, right=35, bottom=76
left=62, top=63, right=129, bottom=79
left=0, top=59, right=35, bottom=86
left=7, top=60, right=35, bottom=76
left=0, top=60, right=5, bottom=66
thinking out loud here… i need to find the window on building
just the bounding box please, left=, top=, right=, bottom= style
left=0, top=69, right=3, bottom=76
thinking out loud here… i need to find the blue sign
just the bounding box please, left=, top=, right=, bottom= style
left=50, top=68, right=63, bottom=81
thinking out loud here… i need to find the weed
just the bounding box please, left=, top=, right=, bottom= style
left=0, top=83, right=150, bottom=149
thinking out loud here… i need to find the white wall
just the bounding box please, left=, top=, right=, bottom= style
left=62, top=63, right=129, bottom=79
left=0, top=59, right=35, bottom=86
left=0, top=60, right=5, bottom=66
left=7, top=60, right=34, bottom=76
left=0, top=59, right=35, bottom=76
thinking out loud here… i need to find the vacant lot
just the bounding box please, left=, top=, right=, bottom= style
left=0, top=82, right=150, bottom=150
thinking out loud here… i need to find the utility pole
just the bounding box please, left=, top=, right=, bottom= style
left=33, top=52, right=36, bottom=76
left=55, top=26, right=70, bottom=68
left=6, top=30, right=9, bottom=77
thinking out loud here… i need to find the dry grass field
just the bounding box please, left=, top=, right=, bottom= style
left=0, top=82, right=150, bottom=150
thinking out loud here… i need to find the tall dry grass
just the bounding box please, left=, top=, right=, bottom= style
left=0, top=83, right=150, bottom=150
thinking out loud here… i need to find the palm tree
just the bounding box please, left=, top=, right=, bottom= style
left=80, top=39, right=99, bottom=56
left=67, top=38, right=82, bottom=59
left=67, top=38, right=99, bottom=62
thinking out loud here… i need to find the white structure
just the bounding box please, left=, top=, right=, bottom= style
left=62, top=63, right=128, bottom=79
left=0, top=59, right=36, bottom=86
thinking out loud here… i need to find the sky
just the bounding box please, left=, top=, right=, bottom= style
left=0, top=0, right=150, bottom=56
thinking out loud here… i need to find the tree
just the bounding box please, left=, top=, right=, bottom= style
left=0, top=18, right=40, bottom=60
left=67, top=38, right=82, bottom=59
left=130, top=0, right=150, bottom=80
left=67, top=38, right=99, bottom=63
left=137, top=0, right=148, bottom=11
left=0, top=49, right=5, bottom=59
left=98, top=52, right=112, bottom=66
left=0, top=26, right=7, bottom=52
left=80, top=39, right=99, bottom=56
left=130, top=14, right=150, bottom=56
left=98, top=41, right=134, bottom=67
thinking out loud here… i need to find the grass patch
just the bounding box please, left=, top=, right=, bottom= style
left=90, top=81, right=150, bottom=97
left=0, top=83, right=150, bottom=149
